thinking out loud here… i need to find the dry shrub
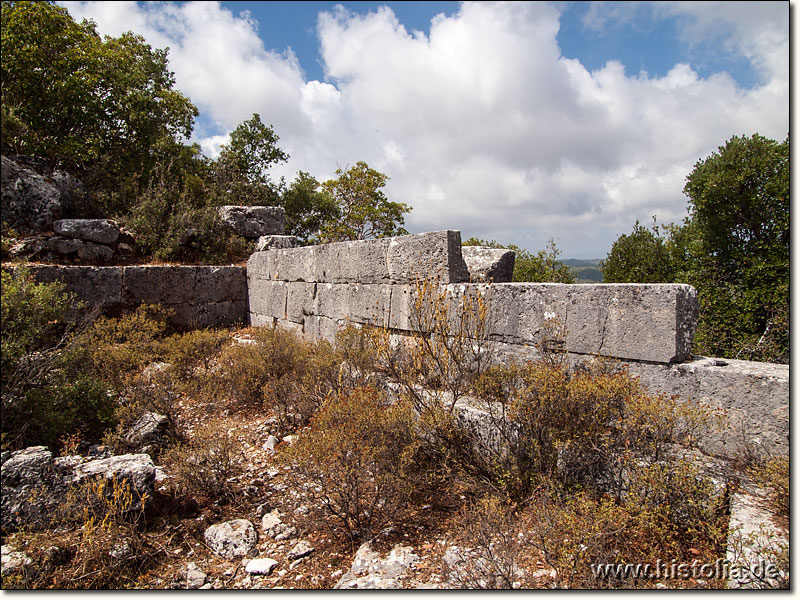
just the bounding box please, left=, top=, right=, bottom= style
left=161, top=419, right=245, bottom=503
left=278, top=388, right=422, bottom=542
left=445, top=496, right=527, bottom=589
left=161, top=328, right=231, bottom=387
left=375, top=272, right=492, bottom=416
left=77, top=304, right=171, bottom=391
left=750, top=454, right=789, bottom=525
left=471, top=358, right=724, bottom=501
left=216, top=326, right=305, bottom=406
left=11, top=476, right=156, bottom=589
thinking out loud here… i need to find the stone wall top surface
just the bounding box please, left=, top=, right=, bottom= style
left=247, top=230, right=470, bottom=284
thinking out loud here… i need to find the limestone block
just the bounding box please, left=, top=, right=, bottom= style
left=246, top=251, right=275, bottom=281
left=169, top=301, right=248, bottom=330
left=286, top=282, right=317, bottom=323
left=194, top=266, right=248, bottom=303
left=204, top=519, right=257, bottom=560
left=54, top=219, right=119, bottom=244
left=1, top=156, right=63, bottom=233
left=26, top=265, right=123, bottom=309
left=271, top=245, right=324, bottom=282
left=387, top=285, right=415, bottom=331
left=248, top=279, right=287, bottom=320
left=47, top=236, right=84, bottom=255
left=250, top=230, right=470, bottom=284
left=123, top=266, right=196, bottom=305
left=461, top=246, right=515, bottom=282
left=219, top=206, right=285, bottom=238
left=386, top=230, right=469, bottom=283
left=482, top=283, right=697, bottom=364
left=255, top=235, right=296, bottom=252
left=314, top=283, right=392, bottom=326
left=627, top=357, right=789, bottom=456
left=77, top=241, right=114, bottom=262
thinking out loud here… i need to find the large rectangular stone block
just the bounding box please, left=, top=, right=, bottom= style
left=194, top=266, right=247, bottom=303
left=245, top=230, right=470, bottom=284
left=481, top=283, right=697, bottom=363
left=248, top=279, right=287, bottom=320
left=25, top=265, right=123, bottom=309
left=286, top=282, right=317, bottom=323
left=314, top=283, right=393, bottom=326
left=123, top=266, right=196, bottom=305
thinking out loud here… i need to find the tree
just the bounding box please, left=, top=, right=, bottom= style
left=210, top=113, right=288, bottom=207
left=1, top=1, right=197, bottom=212
left=602, top=133, right=789, bottom=363
left=281, top=171, right=338, bottom=244
left=463, top=238, right=575, bottom=283
left=319, top=162, right=411, bottom=242
left=683, top=133, right=788, bottom=362
left=600, top=219, right=676, bottom=283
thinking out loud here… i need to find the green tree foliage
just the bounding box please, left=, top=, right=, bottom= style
left=602, top=134, right=789, bottom=363
left=209, top=113, right=288, bottom=207
left=463, top=238, right=575, bottom=283
left=319, top=161, right=411, bottom=242
left=281, top=171, right=339, bottom=244
left=600, top=219, right=676, bottom=283
left=1, top=1, right=197, bottom=211
left=1, top=269, right=115, bottom=450
left=684, top=134, right=789, bottom=362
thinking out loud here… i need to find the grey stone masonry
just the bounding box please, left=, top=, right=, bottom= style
left=219, top=206, right=286, bottom=238
left=54, top=219, right=120, bottom=244
left=10, top=265, right=248, bottom=330
left=461, top=246, right=515, bottom=282
left=247, top=230, right=470, bottom=284
left=247, top=281, right=697, bottom=364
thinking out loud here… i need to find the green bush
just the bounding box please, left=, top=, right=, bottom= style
left=1, top=268, right=118, bottom=451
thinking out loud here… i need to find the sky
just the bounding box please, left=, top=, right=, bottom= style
left=58, top=1, right=789, bottom=259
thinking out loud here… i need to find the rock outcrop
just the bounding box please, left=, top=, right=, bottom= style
left=219, top=206, right=286, bottom=239
left=1, top=155, right=83, bottom=234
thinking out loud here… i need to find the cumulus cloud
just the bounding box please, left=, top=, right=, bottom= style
left=59, top=1, right=788, bottom=257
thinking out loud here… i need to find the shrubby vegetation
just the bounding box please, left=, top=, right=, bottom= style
left=602, top=134, right=789, bottom=363
left=1, top=268, right=786, bottom=589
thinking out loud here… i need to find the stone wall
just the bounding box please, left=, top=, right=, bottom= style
left=7, top=229, right=787, bottom=455
left=247, top=230, right=788, bottom=455
left=16, top=264, right=248, bottom=330
left=247, top=230, right=697, bottom=364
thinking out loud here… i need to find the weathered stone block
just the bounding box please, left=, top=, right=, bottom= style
left=386, top=230, right=469, bottom=283
left=461, top=246, right=515, bottom=282
left=77, top=241, right=114, bottom=262
left=194, top=266, right=248, bottom=303
left=255, top=235, right=296, bottom=251
left=246, top=251, right=275, bottom=281
left=26, top=265, right=123, bottom=309
left=247, top=230, right=470, bottom=285
left=219, top=206, right=285, bottom=238
left=480, top=283, right=697, bottom=364
left=1, top=156, right=63, bottom=233
left=123, top=266, right=196, bottom=305
left=248, top=279, right=287, bottom=320
left=627, top=357, right=789, bottom=456
left=54, top=219, right=119, bottom=244
left=286, top=282, right=317, bottom=323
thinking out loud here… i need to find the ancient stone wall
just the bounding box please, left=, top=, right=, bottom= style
left=15, top=264, right=248, bottom=330
left=247, top=230, right=697, bottom=364
left=246, top=230, right=788, bottom=454
left=6, top=229, right=788, bottom=455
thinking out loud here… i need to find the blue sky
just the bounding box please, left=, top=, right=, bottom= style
left=60, top=1, right=789, bottom=258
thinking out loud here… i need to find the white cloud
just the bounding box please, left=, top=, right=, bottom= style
left=59, top=1, right=788, bottom=258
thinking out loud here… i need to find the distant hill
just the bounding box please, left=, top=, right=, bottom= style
left=563, top=258, right=603, bottom=283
